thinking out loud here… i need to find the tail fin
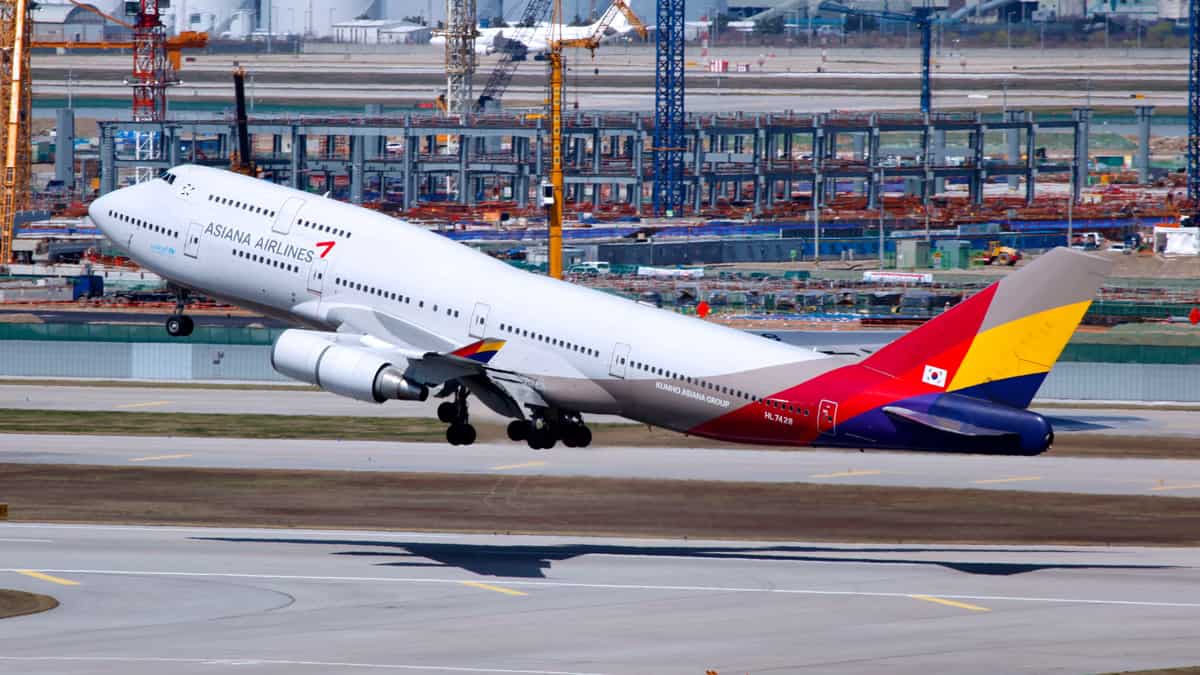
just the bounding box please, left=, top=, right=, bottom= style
left=861, top=247, right=1111, bottom=408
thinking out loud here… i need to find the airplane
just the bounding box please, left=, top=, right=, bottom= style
left=430, top=3, right=644, bottom=58
left=88, top=165, right=1111, bottom=454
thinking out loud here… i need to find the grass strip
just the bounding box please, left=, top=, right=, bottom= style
left=0, top=590, right=58, bottom=619
left=3, top=463, right=1200, bottom=545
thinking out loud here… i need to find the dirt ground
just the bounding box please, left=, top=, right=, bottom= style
left=3, top=463, right=1199, bottom=546
left=0, top=590, right=58, bottom=620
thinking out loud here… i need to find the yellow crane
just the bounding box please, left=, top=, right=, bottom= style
left=545, top=0, right=645, bottom=279
left=0, top=0, right=31, bottom=267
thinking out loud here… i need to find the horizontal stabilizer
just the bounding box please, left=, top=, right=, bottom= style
left=881, top=405, right=1017, bottom=438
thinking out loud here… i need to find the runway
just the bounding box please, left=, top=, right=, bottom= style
left=6, top=433, right=1200, bottom=497
left=2, top=522, right=1199, bottom=674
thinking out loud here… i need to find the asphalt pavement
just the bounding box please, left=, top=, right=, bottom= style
left=2, top=523, right=1199, bottom=674
left=4, top=433, right=1200, bottom=497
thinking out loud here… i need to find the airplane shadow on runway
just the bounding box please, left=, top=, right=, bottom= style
left=193, top=537, right=1174, bottom=579
left=1040, top=415, right=1145, bottom=432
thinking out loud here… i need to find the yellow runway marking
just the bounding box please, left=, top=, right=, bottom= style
left=128, top=454, right=193, bottom=463
left=1150, top=482, right=1200, bottom=492
left=16, top=570, right=79, bottom=586
left=115, top=401, right=171, bottom=410
left=910, top=594, right=989, bottom=612
left=972, top=476, right=1042, bottom=485
left=490, top=461, right=547, bottom=471
left=460, top=581, right=527, bottom=596
left=810, top=470, right=881, bottom=479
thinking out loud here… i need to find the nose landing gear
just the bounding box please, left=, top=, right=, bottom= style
left=164, top=287, right=194, bottom=337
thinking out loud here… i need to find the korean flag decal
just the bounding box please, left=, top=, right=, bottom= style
left=922, top=364, right=948, bottom=388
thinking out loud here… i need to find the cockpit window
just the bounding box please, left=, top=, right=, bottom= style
left=159, top=170, right=177, bottom=185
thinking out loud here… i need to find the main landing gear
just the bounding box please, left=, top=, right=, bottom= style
left=438, top=386, right=477, bottom=446
left=164, top=287, right=194, bottom=337
left=506, top=412, right=592, bottom=450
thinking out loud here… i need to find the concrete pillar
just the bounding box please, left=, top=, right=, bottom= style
left=970, top=126, right=986, bottom=205
left=166, top=127, right=180, bottom=167
left=1073, top=107, right=1091, bottom=198
left=1006, top=109, right=1024, bottom=191
left=99, top=123, right=116, bottom=195
left=402, top=133, right=416, bottom=209
left=1135, top=105, right=1154, bottom=184
left=55, top=108, right=75, bottom=190
left=931, top=128, right=946, bottom=195
left=290, top=129, right=306, bottom=190
left=350, top=136, right=364, bottom=205
left=1025, top=114, right=1037, bottom=204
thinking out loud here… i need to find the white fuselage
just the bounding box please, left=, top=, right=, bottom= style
left=89, top=165, right=834, bottom=433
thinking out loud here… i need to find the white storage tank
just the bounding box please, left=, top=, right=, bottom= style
left=172, top=0, right=254, bottom=36
left=264, top=0, right=377, bottom=38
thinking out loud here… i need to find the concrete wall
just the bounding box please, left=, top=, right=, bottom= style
left=0, top=340, right=1197, bottom=403
left=0, top=341, right=287, bottom=382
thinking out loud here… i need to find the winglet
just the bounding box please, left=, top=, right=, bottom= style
left=451, top=338, right=507, bottom=364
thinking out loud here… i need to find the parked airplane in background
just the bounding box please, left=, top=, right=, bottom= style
left=430, top=4, right=643, bottom=57
left=89, top=166, right=1110, bottom=454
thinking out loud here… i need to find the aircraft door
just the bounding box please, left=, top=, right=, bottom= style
left=609, top=342, right=631, bottom=379
left=818, top=399, right=838, bottom=433
left=307, top=258, right=328, bottom=295
left=469, top=302, right=490, bottom=338
left=273, top=197, right=305, bottom=235
left=183, top=222, right=203, bottom=259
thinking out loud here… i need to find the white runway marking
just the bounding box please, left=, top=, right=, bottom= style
left=5, top=568, right=1198, bottom=609
left=0, top=657, right=600, bottom=674
left=0, top=538, right=52, bottom=543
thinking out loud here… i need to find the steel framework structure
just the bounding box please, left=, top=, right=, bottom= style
left=1189, top=0, right=1199, bottom=201
left=0, top=0, right=30, bottom=265
left=652, top=0, right=685, bottom=215
left=445, top=0, right=479, bottom=115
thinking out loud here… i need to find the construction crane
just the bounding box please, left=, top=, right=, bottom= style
left=818, top=0, right=938, bottom=115
left=652, top=0, right=685, bottom=216
left=445, top=0, right=478, bottom=114
left=545, top=0, right=646, bottom=278
left=1189, top=0, right=1199, bottom=202
left=0, top=0, right=31, bottom=267
left=474, top=0, right=554, bottom=111
left=230, top=66, right=255, bottom=176
left=37, top=2, right=206, bottom=184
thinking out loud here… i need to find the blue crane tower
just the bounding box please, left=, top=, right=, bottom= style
left=818, top=1, right=937, bottom=115
left=652, top=0, right=686, bottom=215
left=1190, top=0, right=1200, bottom=202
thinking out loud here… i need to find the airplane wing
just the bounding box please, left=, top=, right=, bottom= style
left=311, top=302, right=546, bottom=418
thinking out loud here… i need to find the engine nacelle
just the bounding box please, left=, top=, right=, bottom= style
left=270, top=329, right=428, bottom=404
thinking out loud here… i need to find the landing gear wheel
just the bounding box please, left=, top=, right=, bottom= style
left=446, top=423, right=476, bottom=446
left=572, top=425, right=592, bottom=448
left=165, top=314, right=193, bottom=337
left=527, top=427, right=557, bottom=450
left=507, top=420, right=530, bottom=442
left=437, top=401, right=458, bottom=424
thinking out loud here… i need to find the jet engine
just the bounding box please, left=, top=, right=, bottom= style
left=270, top=329, right=428, bottom=404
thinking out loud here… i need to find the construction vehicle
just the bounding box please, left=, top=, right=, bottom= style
left=980, top=241, right=1022, bottom=266
left=545, top=0, right=646, bottom=278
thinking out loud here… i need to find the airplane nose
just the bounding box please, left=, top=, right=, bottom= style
left=88, top=192, right=115, bottom=237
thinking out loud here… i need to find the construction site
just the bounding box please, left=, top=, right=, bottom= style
left=0, top=0, right=1196, bottom=330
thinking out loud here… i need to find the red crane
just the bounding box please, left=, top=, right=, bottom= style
left=131, top=0, right=172, bottom=123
